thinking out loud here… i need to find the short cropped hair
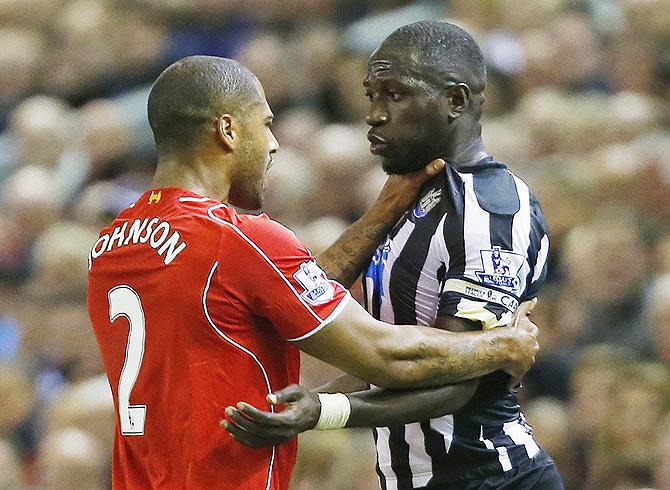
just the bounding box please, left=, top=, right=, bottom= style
left=377, top=20, right=486, bottom=94
left=147, top=55, right=262, bottom=153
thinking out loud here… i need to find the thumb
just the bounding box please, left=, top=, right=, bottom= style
left=266, top=384, right=305, bottom=405
left=510, top=298, right=537, bottom=328
left=424, top=158, right=446, bottom=177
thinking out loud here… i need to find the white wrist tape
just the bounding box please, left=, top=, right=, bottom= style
left=314, top=393, right=351, bottom=430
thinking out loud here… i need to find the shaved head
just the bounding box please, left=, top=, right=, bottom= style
left=147, top=55, right=264, bottom=154
left=373, top=20, right=487, bottom=94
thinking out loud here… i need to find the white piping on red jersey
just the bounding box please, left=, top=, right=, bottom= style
left=202, top=261, right=275, bottom=490
left=286, top=292, right=351, bottom=342
left=206, top=204, right=325, bottom=324
left=178, top=196, right=211, bottom=203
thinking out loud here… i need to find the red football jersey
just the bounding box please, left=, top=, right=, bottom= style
left=87, top=188, right=350, bottom=489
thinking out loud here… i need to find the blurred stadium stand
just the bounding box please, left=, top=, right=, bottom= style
left=0, top=0, right=669, bottom=488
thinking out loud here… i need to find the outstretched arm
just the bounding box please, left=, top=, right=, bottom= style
left=222, top=303, right=536, bottom=447
left=316, top=159, right=445, bottom=288
left=293, top=298, right=536, bottom=390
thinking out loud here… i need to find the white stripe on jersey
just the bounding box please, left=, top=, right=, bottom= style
left=459, top=173, right=492, bottom=283
left=430, top=414, right=454, bottom=452
left=379, top=220, right=415, bottom=323
left=375, top=427, right=397, bottom=490
left=503, top=419, right=540, bottom=459
left=512, top=176, right=532, bottom=294
left=532, top=234, right=550, bottom=284
left=479, top=427, right=513, bottom=472
left=405, top=423, right=433, bottom=488
left=414, top=214, right=449, bottom=326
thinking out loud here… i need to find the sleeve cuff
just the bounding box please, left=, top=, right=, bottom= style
left=287, top=292, right=351, bottom=342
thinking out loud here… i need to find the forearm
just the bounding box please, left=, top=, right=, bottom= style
left=378, top=325, right=517, bottom=388
left=316, top=194, right=406, bottom=288
left=344, top=379, right=478, bottom=428
left=316, top=374, right=368, bottom=394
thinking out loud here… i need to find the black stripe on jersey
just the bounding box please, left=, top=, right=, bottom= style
left=372, top=429, right=388, bottom=490
left=523, top=193, right=548, bottom=300
left=362, top=276, right=369, bottom=312
left=387, top=425, right=413, bottom=490
left=440, top=169, right=467, bottom=317
left=387, top=184, right=445, bottom=489
left=489, top=213, right=514, bottom=249
left=485, top=426, right=529, bottom=469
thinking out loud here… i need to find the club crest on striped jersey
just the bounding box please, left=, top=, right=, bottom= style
left=413, top=188, right=442, bottom=218
left=294, top=260, right=335, bottom=305
left=475, top=246, right=524, bottom=292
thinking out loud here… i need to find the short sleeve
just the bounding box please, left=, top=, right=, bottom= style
left=216, top=213, right=350, bottom=341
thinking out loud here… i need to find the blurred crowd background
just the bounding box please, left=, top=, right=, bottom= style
left=0, top=0, right=669, bottom=489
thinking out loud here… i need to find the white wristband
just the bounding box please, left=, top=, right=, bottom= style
left=314, top=393, right=351, bottom=430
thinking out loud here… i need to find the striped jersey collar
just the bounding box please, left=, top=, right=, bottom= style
left=449, top=155, right=506, bottom=173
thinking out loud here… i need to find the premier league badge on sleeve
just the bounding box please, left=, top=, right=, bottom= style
left=294, top=260, right=335, bottom=305
left=475, top=246, right=524, bottom=292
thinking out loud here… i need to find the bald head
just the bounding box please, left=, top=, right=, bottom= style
left=147, top=56, right=264, bottom=154
left=374, top=20, right=486, bottom=94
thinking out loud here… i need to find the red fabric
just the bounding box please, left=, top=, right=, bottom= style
left=87, top=188, right=348, bottom=489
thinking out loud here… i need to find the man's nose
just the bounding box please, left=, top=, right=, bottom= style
left=269, top=131, right=279, bottom=153
left=366, top=105, right=389, bottom=126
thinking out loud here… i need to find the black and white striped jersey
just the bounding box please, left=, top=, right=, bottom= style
left=362, top=156, right=550, bottom=489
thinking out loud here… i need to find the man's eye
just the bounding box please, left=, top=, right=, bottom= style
left=387, top=90, right=402, bottom=101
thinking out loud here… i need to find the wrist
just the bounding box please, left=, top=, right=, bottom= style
left=487, top=327, right=518, bottom=369
left=313, top=393, right=351, bottom=430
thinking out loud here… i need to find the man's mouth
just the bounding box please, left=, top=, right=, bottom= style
left=367, top=133, right=388, bottom=155
left=266, top=156, right=274, bottom=171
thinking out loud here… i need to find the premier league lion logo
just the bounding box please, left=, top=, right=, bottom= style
left=475, top=246, right=524, bottom=292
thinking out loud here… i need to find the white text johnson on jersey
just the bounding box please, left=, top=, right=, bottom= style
left=88, top=217, right=187, bottom=268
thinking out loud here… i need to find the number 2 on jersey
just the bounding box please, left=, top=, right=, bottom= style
left=108, top=285, right=147, bottom=436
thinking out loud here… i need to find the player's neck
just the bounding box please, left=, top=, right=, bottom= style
left=151, top=155, right=231, bottom=203
left=442, top=124, right=488, bottom=168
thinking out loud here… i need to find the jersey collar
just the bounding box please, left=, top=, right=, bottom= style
left=449, top=155, right=506, bottom=173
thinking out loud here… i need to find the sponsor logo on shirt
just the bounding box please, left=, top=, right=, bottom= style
left=475, top=246, right=524, bottom=292
left=294, top=260, right=335, bottom=305
left=148, top=190, right=162, bottom=204
left=413, top=188, right=442, bottom=218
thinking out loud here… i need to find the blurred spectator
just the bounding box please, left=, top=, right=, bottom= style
left=0, top=438, right=21, bottom=490
left=39, top=427, right=105, bottom=490
left=0, top=1, right=667, bottom=488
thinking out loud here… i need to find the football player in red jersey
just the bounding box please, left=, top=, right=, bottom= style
left=87, top=56, right=539, bottom=490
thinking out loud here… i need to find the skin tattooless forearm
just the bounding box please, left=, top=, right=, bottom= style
left=345, top=380, right=477, bottom=428
left=316, top=374, right=368, bottom=394
left=316, top=192, right=406, bottom=288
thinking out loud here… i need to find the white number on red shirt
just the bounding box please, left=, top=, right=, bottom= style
left=108, top=285, right=147, bottom=436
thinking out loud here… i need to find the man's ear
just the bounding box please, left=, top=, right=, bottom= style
left=446, top=83, right=470, bottom=120
left=216, top=114, right=236, bottom=151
